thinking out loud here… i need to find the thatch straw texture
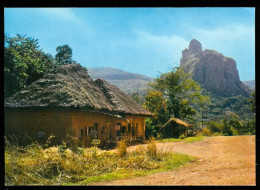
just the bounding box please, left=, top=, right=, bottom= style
left=162, top=118, right=192, bottom=128
left=4, top=64, right=152, bottom=116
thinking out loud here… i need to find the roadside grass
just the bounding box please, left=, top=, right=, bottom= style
left=159, top=136, right=205, bottom=144
left=5, top=138, right=194, bottom=185
left=185, top=136, right=205, bottom=143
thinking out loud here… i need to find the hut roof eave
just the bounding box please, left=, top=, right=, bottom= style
left=162, top=118, right=192, bottom=128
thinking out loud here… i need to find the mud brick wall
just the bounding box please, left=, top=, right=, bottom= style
left=4, top=109, right=73, bottom=144
left=5, top=109, right=147, bottom=147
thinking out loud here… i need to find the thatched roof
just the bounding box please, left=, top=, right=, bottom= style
left=4, top=64, right=152, bottom=116
left=162, top=118, right=192, bottom=128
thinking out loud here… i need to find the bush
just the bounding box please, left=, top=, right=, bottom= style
left=222, top=119, right=233, bottom=136
left=207, top=121, right=222, bottom=133
left=117, top=139, right=128, bottom=158
left=201, top=128, right=211, bottom=136
left=146, top=137, right=157, bottom=158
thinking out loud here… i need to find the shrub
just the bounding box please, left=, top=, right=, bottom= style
left=117, top=139, right=128, bottom=158
left=201, top=128, right=211, bottom=136
left=146, top=137, right=157, bottom=158
left=222, top=119, right=233, bottom=136
left=207, top=121, right=222, bottom=133
left=91, top=139, right=101, bottom=158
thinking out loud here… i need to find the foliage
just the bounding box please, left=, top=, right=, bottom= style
left=117, top=139, right=128, bottom=158
left=91, top=139, right=101, bottom=158
left=209, top=94, right=254, bottom=121
left=55, top=44, right=73, bottom=65
left=201, top=128, right=211, bottom=136
left=207, top=121, right=222, bottom=133
left=150, top=67, right=211, bottom=120
left=4, top=34, right=55, bottom=98
left=143, top=67, right=211, bottom=138
left=145, top=118, right=158, bottom=138
left=5, top=138, right=194, bottom=185
left=221, top=118, right=233, bottom=136
left=248, top=89, right=255, bottom=113
left=143, top=90, right=169, bottom=124
left=130, top=92, right=144, bottom=104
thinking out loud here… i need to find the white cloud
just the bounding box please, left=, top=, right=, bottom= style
left=40, top=8, right=79, bottom=22
left=135, top=30, right=189, bottom=51
left=191, top=25, right=254, bottom=46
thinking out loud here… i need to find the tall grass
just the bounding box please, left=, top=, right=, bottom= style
left=5, top=137, right=194, bottom=185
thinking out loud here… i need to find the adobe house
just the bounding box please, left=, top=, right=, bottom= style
left=4, top=64, right=152, bottom=147
left=160, top=118, right=192, bottom=138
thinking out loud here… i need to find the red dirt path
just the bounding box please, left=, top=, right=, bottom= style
left=93, top=135, right=255, bottom=186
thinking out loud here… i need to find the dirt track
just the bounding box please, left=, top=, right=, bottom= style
left=93, top=135, right=255, bottom=186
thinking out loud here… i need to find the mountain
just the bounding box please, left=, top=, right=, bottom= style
left=87, top=67, right=153, bottom=96
left=180, top=39, right=251, bottom=97
left=242, top=80, right=255, bottom=90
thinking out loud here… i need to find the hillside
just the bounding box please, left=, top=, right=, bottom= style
left=88, top=67, right=153, bottom=96
left=242, top=80, right=255, bottom=90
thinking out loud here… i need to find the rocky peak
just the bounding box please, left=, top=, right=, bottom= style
left=180, top=40, right=250, bottom=97
left=189, top=39, right=202, bottom=53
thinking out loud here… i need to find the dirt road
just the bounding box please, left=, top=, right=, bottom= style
left=93, top=135, right=255, bottom=186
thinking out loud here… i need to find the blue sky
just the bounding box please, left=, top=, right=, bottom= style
left=4, top=8, right=255, bottom=80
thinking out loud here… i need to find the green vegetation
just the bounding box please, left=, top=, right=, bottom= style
left=55, top=44, right=74, bottom=65
left=143, top=67, right=211, bottom=138
left=5, top=138, right=194, bottom=185
left=185, top=136, right=205, bottom=143
left=4, top=34, right=54, bottom=98
left=142, top=67, right=255, bottom=139
left=159, top=136, right=205, bottom=143
left=4, top=33, right=75, bottom=98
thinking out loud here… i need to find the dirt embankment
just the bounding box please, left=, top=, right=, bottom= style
left=93, top=135, right=255, bottom=186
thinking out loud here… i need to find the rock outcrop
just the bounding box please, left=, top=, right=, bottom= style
left=180, top=39, right=250, bottom=97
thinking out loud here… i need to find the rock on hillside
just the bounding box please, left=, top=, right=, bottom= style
left=180, top=39, right=250, bottom=97
left=88, top=67, right=153, bottom=96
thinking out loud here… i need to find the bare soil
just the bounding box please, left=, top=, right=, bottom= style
left=93, top=135, right=255, bottom=186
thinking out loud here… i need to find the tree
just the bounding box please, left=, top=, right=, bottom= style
left=55, top=45, right=73, bottom=65
left=150, top=67, right=211, bottom=121
left=143, top=90, right=169, bottom=125
left=248, top=89, right=255, bottom=113
left=130, top=92, right=143, bottom=104
left=4, top=34, right=54, bottom=98
left=143, top=90, right=169, bottom=137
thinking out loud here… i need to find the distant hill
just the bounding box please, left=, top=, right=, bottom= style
left=88, top=67, right=153, bottom=96
left=242, top=80, right=255, bottom=90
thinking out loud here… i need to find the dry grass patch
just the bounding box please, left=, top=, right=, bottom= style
left=5, top=138, right=194, bottom=185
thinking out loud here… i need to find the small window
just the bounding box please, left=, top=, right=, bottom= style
left=128, top=124, right=131, bottom=133
left=94, top=123, right=98, bottom=133
left=101, top=126, right=105, bottom=134
left=89, top=126, right=92, bottom=135
left=80, top=129, right=84, bottom=137
left=122, top=126, right=126, bottom=134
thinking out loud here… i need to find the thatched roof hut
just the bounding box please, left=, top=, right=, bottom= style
left=161, top=118, right=192, bottom=138
left=4, top=63, right=152, bottom=116
left=162, top=118, right=192, bottom=128
left=5, top=64, right=152, bottom=146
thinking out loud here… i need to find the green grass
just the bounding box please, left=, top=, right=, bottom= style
left=184, top=136, right=205, bottom=143
left=159, top=136, right=205, bottom=144
left=5, top=139, right=194, bottom=185
left=159, top=138, right=183, bottom=143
